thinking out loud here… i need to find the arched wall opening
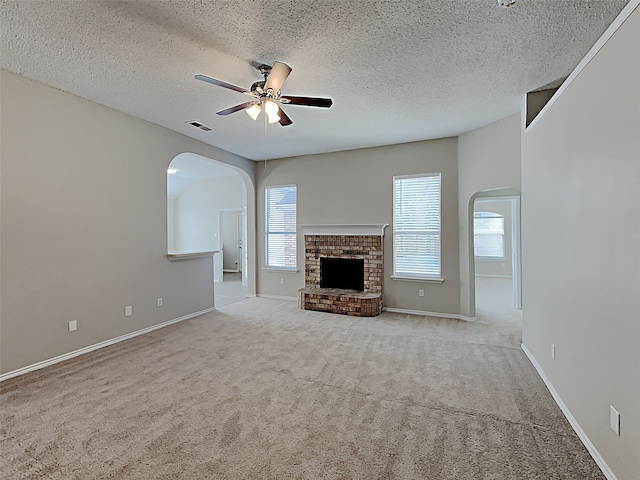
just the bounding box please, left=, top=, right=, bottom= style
left=167, top=152, right=256, bottom=296
left=466, top=187, right=521, bottom=318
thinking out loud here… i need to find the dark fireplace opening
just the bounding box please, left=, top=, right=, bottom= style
left=320, top=257, right=365, bottom=291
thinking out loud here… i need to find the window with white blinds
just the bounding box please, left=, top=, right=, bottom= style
left=473, top=212, right=505, bottom=258
left=393, top=174, right=441, bottom=279
left=265, top=185, right=297, bottom=269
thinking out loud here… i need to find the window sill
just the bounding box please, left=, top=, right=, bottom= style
left=475, top=257, right=506, bottom=262
left=263, top=267, right=299, bottom=273
left=391, top=276, right=444, bottom=284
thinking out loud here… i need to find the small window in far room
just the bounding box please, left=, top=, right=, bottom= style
left=265, top=185, right=297, bottom=269
left=474, top=212, right=505, bottom=259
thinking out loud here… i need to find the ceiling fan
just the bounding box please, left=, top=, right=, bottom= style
left=195, top=61, right=333, bottom=127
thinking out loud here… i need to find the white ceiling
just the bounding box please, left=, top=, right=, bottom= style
left=0, top=0, right=629, bottom=161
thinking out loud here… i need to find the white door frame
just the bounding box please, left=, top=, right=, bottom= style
left=473, top=196, right=521, bottom=308
left=469, top=188, right=522, bottom=313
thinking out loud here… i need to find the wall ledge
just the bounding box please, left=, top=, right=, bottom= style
left=526, top=1, right=639, bottom=132
left=167, top=250, right=218, bottom=261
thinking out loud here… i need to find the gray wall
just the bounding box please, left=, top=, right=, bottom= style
left=256, top=138, right=461, bottom=315
left=458, top=114, right=521, bottom=318
left=173, top=175, right=245, bottom=252
left=522, top=7, right=639, bottom=480
left=0, top=69, right=255, bottom=374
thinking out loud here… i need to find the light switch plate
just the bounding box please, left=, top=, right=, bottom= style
left=125, top=305, right=132, bottom=317
left=68, top=320, right=77, bottom=332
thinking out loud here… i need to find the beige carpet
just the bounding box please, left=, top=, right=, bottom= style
left=1, top=298, right=603, bottom=479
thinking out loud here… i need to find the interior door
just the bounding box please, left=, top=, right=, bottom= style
left=242, top=207, right=247, bottom=287
left=221, top=209, right=243, bottom=273
left=221, top=210, right=239, bottom=272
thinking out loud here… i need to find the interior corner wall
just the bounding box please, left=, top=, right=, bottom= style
left=174, top=175, right=244, bottom=252
left=0, top=69, right=255, bottom=375
left=457, top=114, right=521, bottom=317
left=521, top=7, right=639, bottom=480
left=255, top=138, right=461, bottom=315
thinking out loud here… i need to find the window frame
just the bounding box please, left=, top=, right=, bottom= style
left=392, top=173, right=443, bottom=282
left=264, top=184, right=297, bottom=271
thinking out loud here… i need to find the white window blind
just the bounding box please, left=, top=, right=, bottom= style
left=474, top=212, right=505, bottom=258
left=393, top=174, right=441, bottom=279
left=265, top=185, right=297, bottom=269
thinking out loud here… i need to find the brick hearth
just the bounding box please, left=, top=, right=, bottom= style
left=298, top=288, right=382, bottom=317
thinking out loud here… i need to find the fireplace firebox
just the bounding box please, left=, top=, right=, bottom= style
left=320, top=257, right=364, bottom=291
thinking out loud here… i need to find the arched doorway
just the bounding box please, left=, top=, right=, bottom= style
left=468, top=188, right=522, bottom=329
left=167, top=152, right=255, bottom=306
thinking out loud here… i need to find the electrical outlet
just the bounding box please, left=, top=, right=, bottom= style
left=551, top=344, right=556, bottom=359
left=280, top=278, right=285, bottom=285
left=157, top=298, right=163, bottom=307
left=68, top=320, right=77, bottom=332
left=419, top=289, right=425, bottom=297
left=125, top=305, right=132, bottom=317
left=610, top=406, right=620, bottom=435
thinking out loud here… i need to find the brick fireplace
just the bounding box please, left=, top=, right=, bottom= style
left=298, top=224, right=388, bottom=317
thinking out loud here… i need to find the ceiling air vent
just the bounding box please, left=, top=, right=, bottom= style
left=186, top=120, right=212, bottom=132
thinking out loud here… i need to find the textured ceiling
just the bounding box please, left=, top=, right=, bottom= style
left=0, top=0, right=629, bottom=161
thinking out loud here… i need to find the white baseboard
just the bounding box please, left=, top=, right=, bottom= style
left=256, top=294, right=298, bottom=301
left=383, top=307, right=476, bottom=322
left=520, top=344, right=617, bottom=480
left=253, top=297, right=476, bottom=321
left=0, top=307, right=216, bottom=383
left=475, top=274, right=513, bottom=279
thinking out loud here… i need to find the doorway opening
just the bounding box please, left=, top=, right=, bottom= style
left=471, top=192, right=521, bottom=342
left=215, top=208, right=248, bottom=307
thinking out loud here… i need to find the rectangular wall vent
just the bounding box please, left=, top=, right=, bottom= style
left=186, top=120, right=212, bottom=132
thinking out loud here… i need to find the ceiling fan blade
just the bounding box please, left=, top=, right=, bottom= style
left=216, top=101, right=258, bottom=115
left=277, top=107, right=293, bottom=126
left=280, top=96, right=333, bottom=108
left=195, top=74, right=256, bottom=96
left=264, top=61, right=292, bottom=93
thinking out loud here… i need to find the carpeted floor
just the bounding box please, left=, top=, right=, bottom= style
left=0, top=298, right=603, bottom=479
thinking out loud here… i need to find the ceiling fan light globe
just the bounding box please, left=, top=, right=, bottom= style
left=246, top=103, right=261, bottom=120
left=267, top=113, right=281, bottom=123
left=264, top=100, right=281, bottom=123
